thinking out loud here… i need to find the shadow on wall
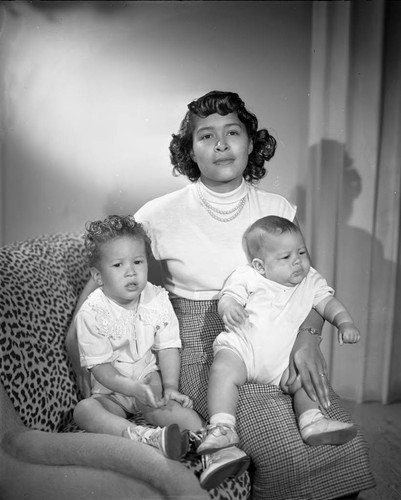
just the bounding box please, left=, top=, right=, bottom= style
left=295, top=139, right=396, bottom=400
left=294, top=139, right=391, bottom=278
left=309, top=139, right=394, bottom=295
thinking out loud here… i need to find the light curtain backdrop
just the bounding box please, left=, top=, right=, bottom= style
left=0, top=0, right=400, bottom=404
left=305, top=1, right=401, bottom=404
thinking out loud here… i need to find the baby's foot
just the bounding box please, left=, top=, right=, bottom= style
left=199, top=446, right=250, bottom=490
left=197, top=423, right=239, bottom=454
left=300, top=413, right=357, bottom=446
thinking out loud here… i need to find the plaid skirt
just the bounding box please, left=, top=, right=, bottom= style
left=171, top=297, right=376, bottom=500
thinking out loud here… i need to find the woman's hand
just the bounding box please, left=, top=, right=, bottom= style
left=285, top=309, right=330, bottom=409
left=286, top=330, right=330, bottom=409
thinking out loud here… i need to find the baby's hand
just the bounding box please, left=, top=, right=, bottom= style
left=338, top=322, right=360, bottom=345
left=219, top=296, right=249, bottom=331
left=133, top=379, right=164, bottom=408
left=223, top=305, right=249, bottom=331
left=164, top=387, right=194, bottom=408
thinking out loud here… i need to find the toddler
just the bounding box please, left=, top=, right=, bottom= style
left=74, top=215, right=202, bottom=460
left=198, top=215, right=359, bottom=454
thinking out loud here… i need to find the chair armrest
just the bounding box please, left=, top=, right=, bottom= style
left=0, top=381, right=207, bottom=500
left=0, top=446, right=164, bottom=500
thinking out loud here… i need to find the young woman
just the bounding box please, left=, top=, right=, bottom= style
left=67, top=91, right=373, bottom=499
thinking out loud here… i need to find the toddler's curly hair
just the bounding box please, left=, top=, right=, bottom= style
left=169, top=90, right=277, bottom=183
left=84, top=215, right=152, bottom=267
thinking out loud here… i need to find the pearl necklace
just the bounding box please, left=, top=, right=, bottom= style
left=197, top=183, right=248, bottom=223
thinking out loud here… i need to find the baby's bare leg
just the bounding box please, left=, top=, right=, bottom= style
left=279, top=366, right=302, bottom=394
left=280, top=367, right=319, bottom=417
left=208, top=349, right=247, bottom=418
left=280, top=367, right=356, bottom=446
left=195, top=349, right=248, bottom=454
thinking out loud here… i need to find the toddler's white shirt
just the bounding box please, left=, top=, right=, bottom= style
left=76, top=283, right=181, bottom=381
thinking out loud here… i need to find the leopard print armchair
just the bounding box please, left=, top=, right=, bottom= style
left=0, top=233, right=375, bottom=500
left=0, top=233, right=250, bottom=500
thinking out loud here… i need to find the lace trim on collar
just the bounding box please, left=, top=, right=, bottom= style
left=87, top=287, right=170, bottom=340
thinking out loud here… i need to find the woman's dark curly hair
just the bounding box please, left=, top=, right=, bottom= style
left=169, top=90, right=277, bottom=183
left=84, top=215, right=152, bottom=267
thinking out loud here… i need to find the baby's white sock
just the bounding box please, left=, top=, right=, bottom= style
left=298, top=408, right=323, bottom=430
left=210, top=413, right=236, bottom=427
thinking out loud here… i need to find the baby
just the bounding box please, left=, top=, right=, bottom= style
left=198, top=215, right=359, bottom=454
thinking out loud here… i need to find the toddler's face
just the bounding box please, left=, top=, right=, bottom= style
left=257, top=230, right=310, bottom=287
left=93, top=235, right=148, bottom=309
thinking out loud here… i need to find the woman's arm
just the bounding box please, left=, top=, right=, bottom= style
left=285, top=309, right=331, bottom=409
left=65, top=278, right=99, bottom=398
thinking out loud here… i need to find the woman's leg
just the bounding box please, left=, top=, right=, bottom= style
left=172, top=298, right=372, bottom=498
left=172, top=298, right=222, bottom=420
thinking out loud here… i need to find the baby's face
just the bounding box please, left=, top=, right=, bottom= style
left=259, top=230, right=310, bottom=287
left=94, top=235, right=148, bottom=309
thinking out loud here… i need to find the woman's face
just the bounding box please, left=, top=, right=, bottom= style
left=190, top=112, right=253, bottom=193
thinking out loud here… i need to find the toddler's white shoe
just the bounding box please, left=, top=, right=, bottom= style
left=199, top=446, right=250, bottom=490
left=124, top=423, right=185, bottom=460
left=300, top=414, right=357, bottom=446
left=197, top=423, right=239, bottom=454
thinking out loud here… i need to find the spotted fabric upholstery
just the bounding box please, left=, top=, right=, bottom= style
left=0, top=233, right=250, bottom=500
left=173, top=297, right=376, bottom=500
left=0, top=233, right=89, bottom=432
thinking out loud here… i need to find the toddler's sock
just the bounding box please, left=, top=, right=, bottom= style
left=197, top=413, right=239, bottom=454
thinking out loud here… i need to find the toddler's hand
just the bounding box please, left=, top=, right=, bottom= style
left=133, top=379, right=164, bottom=408
left=338, top=322, right=360, bottom=345
left=164, top=387, right=193, bottom=408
